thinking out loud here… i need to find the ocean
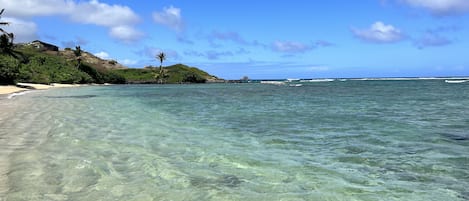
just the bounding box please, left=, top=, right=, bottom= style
left=1, top=80, right=468, bottom=201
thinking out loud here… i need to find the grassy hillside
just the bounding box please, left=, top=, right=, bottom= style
left=0, top=41, right=222, bottom=85
left=112, top=64, right=220, bottom=84
left=0, top=44, right=126, bottom=84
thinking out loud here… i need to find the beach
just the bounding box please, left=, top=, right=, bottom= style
left=0, top=86, right=29, bottom=95
left=0, top=83, right=86, bottom=98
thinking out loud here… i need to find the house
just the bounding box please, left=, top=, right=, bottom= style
left=28, top=40, right=59, bottom=51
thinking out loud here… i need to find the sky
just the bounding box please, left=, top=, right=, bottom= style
left=1, top=0, right=469, bottom=79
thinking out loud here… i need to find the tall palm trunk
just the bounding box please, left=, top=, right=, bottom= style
left=156, top=52, right=166, bottom=84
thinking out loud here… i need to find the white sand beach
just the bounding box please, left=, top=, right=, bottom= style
left=0, top=83, right=83, bottom=96
left=0, top=86, right=29, bottom=95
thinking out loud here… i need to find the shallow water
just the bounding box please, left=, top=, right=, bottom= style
left=1, top=81, right=469, bottom=201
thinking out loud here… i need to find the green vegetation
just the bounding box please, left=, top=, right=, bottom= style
left=155, top=52, right=168, bottom=84
left=0, top=42, right=219, bottom=85
left=0, top=45, right=126, bottom=84
left=0, top=33, right=13, bottom=54
left=112, top=64, right=214, bottom=84
left=0, top=54, right=19, bottom=84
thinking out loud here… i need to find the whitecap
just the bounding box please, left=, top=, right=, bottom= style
left=7, top=91, right=33, bottom=99
left=445, top=80, right=468, bottom=84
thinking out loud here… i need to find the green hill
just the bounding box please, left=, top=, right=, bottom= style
left=0, top=40, right=222, bottom=85
left=113, top=64, right=220, bottom=84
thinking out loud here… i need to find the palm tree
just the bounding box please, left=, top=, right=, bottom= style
left=0, top=9, right=8, bottom=26
left=0, top=33, right=12, bottom=53
left=74, top=45, right=82, bottom=68
left=155, top=52, right=166, bottom=84
left=0, top=8, right=14, bottom=54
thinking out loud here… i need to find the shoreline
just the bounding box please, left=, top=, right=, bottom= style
left=0, top=83, right=95, bottom=98
left=0, top=86, right=29, bottom=96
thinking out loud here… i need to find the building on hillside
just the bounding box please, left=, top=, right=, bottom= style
left=28, top=40, right=59, bottom=51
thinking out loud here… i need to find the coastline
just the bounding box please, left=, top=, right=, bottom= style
left=0, top=86, right=29, bottom=95
left=0, top=83, right=88, bottom=98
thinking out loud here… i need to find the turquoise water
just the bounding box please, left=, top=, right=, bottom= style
left=1, top=81, right=469, bottom=200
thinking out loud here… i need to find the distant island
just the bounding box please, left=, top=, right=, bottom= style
left=0, top=40, right=223, bottom=85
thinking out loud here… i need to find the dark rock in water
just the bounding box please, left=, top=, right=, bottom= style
left=458, top=191, right=469, bottom=200
left=46, top=95, right=97, bottom=99
left=451, top=136, right=469, bottom=141
left=345, top=146, right=366, bottom=154
left=189, top=176, right=209, bottom=188
left=217, top=174, right=242, bottom=187
left=190, top=174, right=243, bottom=188
left=442, top=133, right=469, bottom=141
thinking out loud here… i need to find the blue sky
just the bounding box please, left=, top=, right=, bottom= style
left=1, top=0, right=469, bottom=79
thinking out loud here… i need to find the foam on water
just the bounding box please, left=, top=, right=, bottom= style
left=1, top=82, right=469, bottom=200
left=6, top=90, right=34, bottom=99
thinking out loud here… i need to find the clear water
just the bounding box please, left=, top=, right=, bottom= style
left=1, top=81, right=468, bottom=201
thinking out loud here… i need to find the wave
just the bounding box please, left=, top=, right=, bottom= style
left=300, top=79, right=335, bottom=82
left=7, top=91, right=34, bottom=99
left=445, top=80, right=469, bottom=84
left=260, top=81, right=286, bottom=85
left=352, top=77, right=469, bottom=81
left=288, top=84, right=303, bottom=87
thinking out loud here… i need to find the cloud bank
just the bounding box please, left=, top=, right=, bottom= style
left=94, top=51, right=111, bottom=59
left=0, top=0, right=142, bottom=42
left=402, top=0, right=469, bottom=16
left=271, top=41, right=314, bottom=53
left=413, top=25, right=458, bottom=49
left=153, top=6, right=184, bottom=32
left=2, top=17, right=38, bottom=43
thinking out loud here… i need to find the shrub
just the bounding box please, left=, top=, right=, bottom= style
left=0, top=54, right=20, bottom=84
left=183, top=74, right=206, bottom=83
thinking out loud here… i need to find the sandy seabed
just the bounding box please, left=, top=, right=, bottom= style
left=0, top=83, right=83, bottom=195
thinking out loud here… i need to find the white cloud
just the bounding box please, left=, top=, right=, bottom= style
left=153, top=6, right=184, bottom=32
left=94, top=51, right=111, bottom=59
left=120, top=59, right=138, bottom=66
left=0, top=0, right=72, bottom=17
left=2, top=17, right=38, bottom=42
left=0, top=0, right=142, bottom=42
left=71, top=0, right=139, bottom=27
left=110, top=25, right=144, bottom=43
left=271, top=41, right=313, bottom=53
left=352, top=21, right=405, bottom=43
left=402, top=0, right=469, bottom=15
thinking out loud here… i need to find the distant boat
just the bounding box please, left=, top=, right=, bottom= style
left=445, top=80, right=468, bottom=84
